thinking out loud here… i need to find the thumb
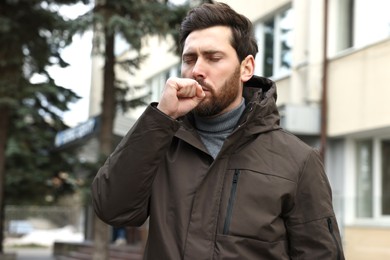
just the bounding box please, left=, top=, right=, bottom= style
left=195, top=83, right=206, bottom=100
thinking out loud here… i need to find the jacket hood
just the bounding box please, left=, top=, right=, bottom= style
left=240, top=75, right=281, bottom=134
left=243, top=75, right=277, bottom=103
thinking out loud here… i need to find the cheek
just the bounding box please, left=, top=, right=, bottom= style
left=180, top=65, right=191, bottom=78
left=216, top=65, right=235, bottom=78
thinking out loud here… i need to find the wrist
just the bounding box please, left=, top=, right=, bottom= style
left=156, top=103, right=177, bottom=119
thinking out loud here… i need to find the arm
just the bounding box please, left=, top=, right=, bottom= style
left=286, top=150, right=345, bottom=259
left=91, top=105, right=179, bottom=226
left=91, top=77, right=205, bottom=227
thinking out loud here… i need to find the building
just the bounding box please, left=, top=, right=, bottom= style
left=86, top=0, right=390, bottom=258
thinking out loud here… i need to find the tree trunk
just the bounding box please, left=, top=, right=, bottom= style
left=99, top=34, right=116, bottom=157
left=92, top=27, right=116, bottom=260
left=0, top=106, right=10, bottom=253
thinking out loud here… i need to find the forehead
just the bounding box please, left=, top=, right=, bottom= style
left=183, top=26, right=233, bottom=53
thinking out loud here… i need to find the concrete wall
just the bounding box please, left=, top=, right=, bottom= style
left=344, top=226, right=390, bottom=260
left=224, top=0, right=290, bottom=22
left=327, top=39, right=390, bottom=137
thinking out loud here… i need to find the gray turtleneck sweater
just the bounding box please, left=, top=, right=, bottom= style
left=194, top=99, right=245, bottom=159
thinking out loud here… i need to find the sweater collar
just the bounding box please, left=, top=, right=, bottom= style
left=193, top=98, right=245, bottom=133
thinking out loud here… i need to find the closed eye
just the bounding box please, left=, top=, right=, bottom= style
left=204, top=51, right=224, bottom=62
left=208, top=56, right=222, bottom=62
left=182, top=54, right=197, bottom=64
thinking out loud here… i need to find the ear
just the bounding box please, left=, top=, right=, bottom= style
left=240, top=55, right=255, bottom=82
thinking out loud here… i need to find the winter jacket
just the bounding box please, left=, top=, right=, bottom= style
left=92, top=76, right=345, bottom=259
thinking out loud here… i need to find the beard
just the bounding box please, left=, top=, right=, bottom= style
left=194, top=65, right=241, bottom=117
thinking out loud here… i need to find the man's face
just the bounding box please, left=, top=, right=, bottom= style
left=181, top=26, right=243, bottom=117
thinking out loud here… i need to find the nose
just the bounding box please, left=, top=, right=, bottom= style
left=192, top=58, right=206, bottom=80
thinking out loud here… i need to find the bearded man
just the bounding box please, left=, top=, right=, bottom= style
left=92, top=2, right=345, bottom=259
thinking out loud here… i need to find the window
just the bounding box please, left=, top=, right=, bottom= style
left=263, top=19, right=274, bottom=77
left=331, top=0, right=390, bottom=54
left=355, top=138, right=390, bottom=221
left=381, top=140, right=390, bottom=215
left=255, top=7, right=294, bottom=78
left=279, top=9, right=293, bottom=74
left=356, top=140, right=373, bottom=218
left=336, top=0, right=354, bottom=52
left=354, top=0, right=390, bottom=48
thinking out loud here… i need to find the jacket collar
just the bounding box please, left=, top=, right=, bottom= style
left=176, top=75, right=280, bottom=148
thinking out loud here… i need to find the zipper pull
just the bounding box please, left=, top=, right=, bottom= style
left=233, top=170, right=239, bottom=183
left=327, top=218, right=333, bottom=233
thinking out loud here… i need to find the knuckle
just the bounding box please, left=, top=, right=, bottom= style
left=166, top=77, right=177, bottom=86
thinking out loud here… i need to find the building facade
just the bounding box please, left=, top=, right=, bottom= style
left=88, top=0, right=390, bottom=258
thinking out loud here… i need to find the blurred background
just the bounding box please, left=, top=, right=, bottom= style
left=1, top=0, right=389, bottom=259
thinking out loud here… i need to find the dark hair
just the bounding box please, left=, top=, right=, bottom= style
left=179, top=2, right=258, bottom=62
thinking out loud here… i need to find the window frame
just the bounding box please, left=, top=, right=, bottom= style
left=329, top=0, right=390, bottom=57
left=254, top=6, right=294, bottom=80
left=352, top=137, right=390, bottom=225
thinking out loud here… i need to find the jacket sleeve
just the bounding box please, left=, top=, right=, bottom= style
left=285, top=150, right=345, bottom=260
left=91, top=104, right=180, bottom=227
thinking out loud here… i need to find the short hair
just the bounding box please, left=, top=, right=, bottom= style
left=179, top=2, right=258, bottom=62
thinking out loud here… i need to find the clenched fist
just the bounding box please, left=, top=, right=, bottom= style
left=157, top=77, right=206, bottom=119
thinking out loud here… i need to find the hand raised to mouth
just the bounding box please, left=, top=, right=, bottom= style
left=157, top=77, right=206, bottom=119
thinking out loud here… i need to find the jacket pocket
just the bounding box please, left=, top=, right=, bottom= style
left=223, top=169, right=240, bottom=235
left=217, top=169, right=294, bottom=242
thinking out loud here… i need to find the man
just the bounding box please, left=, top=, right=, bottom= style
left=92, top=2, right=345, bottom=259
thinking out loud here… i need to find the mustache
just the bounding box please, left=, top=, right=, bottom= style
left=196, top=79, right=211, bottom=91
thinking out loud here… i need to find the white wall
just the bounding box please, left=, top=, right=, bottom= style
left=327, top=39, right=390, bottom=137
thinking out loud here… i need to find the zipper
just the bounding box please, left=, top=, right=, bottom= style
left=223, top=169, right=240, bottom=235
left=327, top=217, right=341, bottom=260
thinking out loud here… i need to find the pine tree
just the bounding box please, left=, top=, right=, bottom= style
left=0, top=0, right=90, bottom=253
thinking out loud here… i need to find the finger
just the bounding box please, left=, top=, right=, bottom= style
left=176, top=81, right=199, bottom=98
left=195, top=83, right=205, bottom=99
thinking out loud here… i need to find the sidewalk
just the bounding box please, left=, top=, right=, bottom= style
left=5, top=247, right=54, bottom=260
left=4, top=224, right=83, bottom=259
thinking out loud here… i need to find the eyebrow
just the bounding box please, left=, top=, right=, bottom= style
left=182, top=50, right=225, bottom=58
